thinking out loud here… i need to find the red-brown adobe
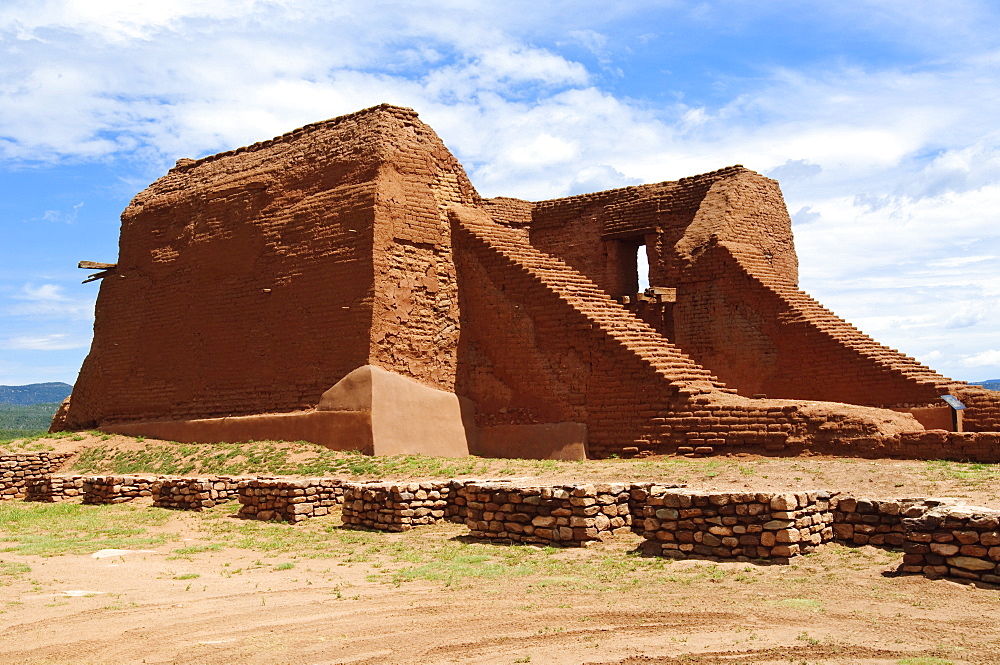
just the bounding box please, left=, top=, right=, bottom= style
left=59, top=104, right=1000, bottom=459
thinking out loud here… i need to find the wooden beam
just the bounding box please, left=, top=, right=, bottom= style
left=78, top=260, right=117, bottom=270
left=82, top=269, right=115, bottom=284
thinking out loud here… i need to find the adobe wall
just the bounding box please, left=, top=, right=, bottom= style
left=66, top=104, right=486, bottom=432
left=452, top=204, right=922, bottom=458
left=66, top=108, right=396, bottom=429
left=524, top=167, right=971, bottom=413
left=675, top=242, right=946, bottom=406
left=954, top=386, right=1000, bottom=432
left=369, top=108, right=480, bottom=391
left=61, top=103, right=997, bottom=458
left=528, top=167, right=798, bottom=298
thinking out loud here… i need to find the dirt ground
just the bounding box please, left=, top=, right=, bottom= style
left=2, top=436, right=1000, bottom=664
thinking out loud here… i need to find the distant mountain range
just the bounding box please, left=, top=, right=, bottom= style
left=0, top=382, right=73, bottom=405
left=971, top=379, right=1000, bottom=391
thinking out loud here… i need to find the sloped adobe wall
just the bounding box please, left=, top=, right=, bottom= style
left=674, top=242, right=946, bottom=407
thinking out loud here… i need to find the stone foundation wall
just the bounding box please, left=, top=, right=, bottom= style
left=6, top=459, right=1000, bottom=587
left=236, top=478, right=344, bottom=523
left=152, top=477, right=245, bottom=510
left=341, top=481, right=452, bottom=531
left=830, top=495, right=940, bottom=547
left=636, top=489, right=833, bottom=560
left=24, top=475, right=86, bottom=502
left=0, top=453, right=72, bottom=500
left=901, top=505, right=1000, bottom=584
left=453, top=480, right=633, bottom=547
left=82, top=475, right=157, bottom=504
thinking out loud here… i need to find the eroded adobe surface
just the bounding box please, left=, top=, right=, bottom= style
left=63, top=104, right=1000, bottom=459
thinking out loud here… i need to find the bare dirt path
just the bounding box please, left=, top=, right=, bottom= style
left=2, top=436, right=1000, bottom=664
left=2, top=504, right=999, bottom=664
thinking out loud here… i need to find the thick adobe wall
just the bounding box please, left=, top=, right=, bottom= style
left=527, top=167, right=961, bottom=412
left=452, top=204, right=715, bottom=456
left=65, top=107, right=406, bottom=429
left=452, top=205, right=921, bottom=458
left=674, top=242, right=947, bottom=407
left=368, top=107, right=480, bottom=392
left=528, top=167, right=796, bottom=298
left=953, top=386, right=1000, bottom=433
left=671, top=171, right=958, bottom=409
left=671, top=172, right=959, bottom=409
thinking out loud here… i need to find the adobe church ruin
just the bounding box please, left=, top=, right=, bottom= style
left=58, top=104, right=1000, bottom=460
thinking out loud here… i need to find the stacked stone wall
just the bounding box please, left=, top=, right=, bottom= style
left=152, top=477, right=245, bottom=510
left=453, top=480, right=632, bottom=547
left=236, top=478, right=344, bottom=523
left=0, top=453, right=72, bottom=500
left=636, top=489, right=833, bottom=560
left=24, top=475, right=86, bottom=502
left=82, top=475, right=156, bottom=504
left=902, top=505, right=1000, bottom=584
left=830, top=496, right=938, bottom=547
left=341, top=481, right=451, bottom=531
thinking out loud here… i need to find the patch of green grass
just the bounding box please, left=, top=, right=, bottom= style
left=171, top=543, right=223, bottom=555
left=68, top=439, right=505, bottom=479
left=778, top=598, right=824, bottom=612
left=274, top=562, right=295, bottom=570
left=0, top=501, right=171, bottom=556
left=897, top=658, right=954, bottom=665
left=173, top=573, right=200, bottom=580
left=0, top=560, right=31, bottom=583
left=923, top=460, right=1000, bottom=483
left=0, top=429, right=49, bottom=445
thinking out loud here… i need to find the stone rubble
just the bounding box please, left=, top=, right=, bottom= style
left=24, top=474, right=86, bottom=502
left=636, top=489, right=833, bottom=560
left=452, top=480, right=633, bottom=547
left=902, top=505, right=1000, bottom=585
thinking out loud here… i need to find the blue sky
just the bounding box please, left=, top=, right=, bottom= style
left=1, top=0, right=999, bottom=386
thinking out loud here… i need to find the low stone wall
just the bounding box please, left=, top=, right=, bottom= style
left=637, top=490, right=833, bottom=560
left=82, top=475, right=156, bottom=504
left=24, top=474, right=86, bottom=502
left=6, top=458, right=1000, bottom=587
left=901, top=505, right=1000, bottom=584
left=454, top=481, right=633, bottom=547
left=627, top=482, right=684, bottom=535
left=152, top=476, right=245, bottom=510
left=0, top=453, right=72, bottom=500
left=236, top=478, right=344, bottom=523
left=342, top=481, right=451, bottom=531
left=831, top=495, right=941, bottom=547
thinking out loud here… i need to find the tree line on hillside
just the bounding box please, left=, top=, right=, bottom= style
left=0, top=382, right=73, bottom=405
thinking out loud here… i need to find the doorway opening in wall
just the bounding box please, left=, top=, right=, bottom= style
left=636, top=243, right=650, bottom=292
left=608, top=236, right=650, bottom=298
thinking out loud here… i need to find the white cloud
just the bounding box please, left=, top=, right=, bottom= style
left=0, top=0, right=998, bottom=381
left=960, top=349, right=1000, bottom=368
left=0, top=333, right=90, bottom=351
left=8, top=283, right=95, bottom=319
